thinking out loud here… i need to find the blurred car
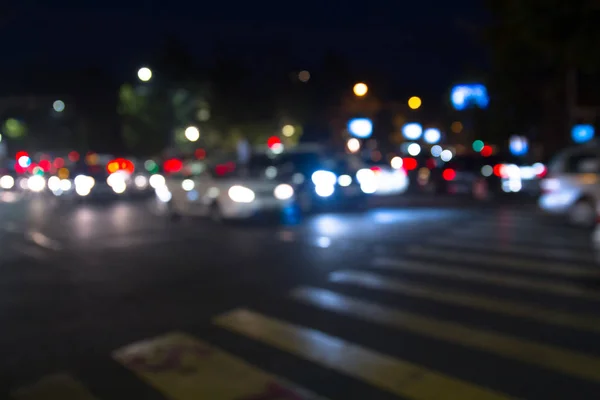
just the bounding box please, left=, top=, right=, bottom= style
left=430, top=154, right=544, bottom=199
left=251, top=148, right=371, bottom=213
left=539, top=143, right=600, bottom=227
left=66, top=164, right=117, bottom=200
left=161, top=160, right=295, bottom=221
left=360, top=159, right=409, bottom=196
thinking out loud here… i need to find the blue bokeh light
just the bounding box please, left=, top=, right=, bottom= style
left=348, top=118, right=373, bottom=138
left=450, top=84, right=489, bottom=111
left=509, top=135, right=528, bottom=156
left=402, top=123, right=423, bottom=140
left=572, top=124, right=595, bottom=143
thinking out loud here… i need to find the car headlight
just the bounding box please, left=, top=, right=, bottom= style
left=181, top=179, right=194, bottom=191
left=338, top=174, right=352, bottom=187
left=149, top=174, right=165, bottom=189
left=356, top=168, right=375, bottom=184
left=274, top=183, right=294, bottom=200
left=74, top=175, right=95, bottom=188
left=315, top=184, right=334, bottom=197
left=155, top=185, right=172, bottom=202
left=311, top=170, right=337, bottom=186
left=27, top=175, right=46, bottom=192
left=228, top=185, right=255, bottom=203
left=60, top=179, right=72, bottom=191
left=0, top=175, right=15, bottom=189
left=76, top=185, right=91, bottom=196
left=112, top=180, right=127, bottom=194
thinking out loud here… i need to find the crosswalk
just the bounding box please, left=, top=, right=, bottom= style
left=8, top=213, right=600, bottom=399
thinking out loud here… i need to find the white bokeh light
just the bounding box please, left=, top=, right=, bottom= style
left=407, top=143, right=421, bottom=156
left=423, top=128, right=441, bottom=144
left=440, top=149, right=453, bottom=162
left=185, top=126, right=200, bottom=142
left=402, top=123, right=423, bottom=140
left=137, top=67, right=152, bottom=82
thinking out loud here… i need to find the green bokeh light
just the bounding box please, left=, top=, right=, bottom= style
left=472, top=140, right=484, bottom=152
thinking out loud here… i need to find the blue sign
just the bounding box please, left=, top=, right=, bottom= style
left=509, top=135, right=528, bottom=156
left=572, top=124, right=595, bottom=143
left=450, top=84, right=489, bottom=111
left=402, top=123, right=423, bottom=140
left=348, top=118, right=373, bottom=138
left=423, top=128, right=441, bottom=144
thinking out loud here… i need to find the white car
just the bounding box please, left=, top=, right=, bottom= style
left=160, top=163, right=295, bottom=221
left=539, top=143, right=600, bottom=227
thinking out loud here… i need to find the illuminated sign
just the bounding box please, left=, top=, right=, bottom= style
left=450, top=84, right=489, bottom=111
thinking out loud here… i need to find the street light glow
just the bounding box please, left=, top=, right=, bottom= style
left=185, top=126, right=200, bottom=142
left=347, top=138, right=361, bottom=153
left=53, top=100, right=65, bottom=112
left=408, top=96, right=422, bottom=110
left=282, top=125, right=295, bottom=137
left=137, top=67, right=152, bottom=82
left=353, top=83, right=368, bottom=97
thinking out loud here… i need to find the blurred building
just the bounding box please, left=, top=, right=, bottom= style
left=0, top=67, right=121, bottom=157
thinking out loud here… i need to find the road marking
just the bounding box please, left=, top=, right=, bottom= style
left=11, top=373, right=98, bottom=400
left=26, top=231, right=62, bottom=251
left=10, top=242, right=49, bottom=261
left=426, top=237, right=595, bottom=262
left=407, top=246, right=599, bottom=277
left=372, top=258, right=600, bottom=301
left=291, top=286, right=600, bottom=383
left=214, top=308, right=513, bottom=400
left=449, top=230, right=593, bottom=250
left=329, top=270, right=600, bottom=333
left=113, top=332, right=327, bottom=400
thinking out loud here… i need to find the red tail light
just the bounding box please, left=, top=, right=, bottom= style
left=403, top=157, right=418, bottom=171
left=442, top=168, right=456, bottom=181
left=493, top=164, right=509, bottom=178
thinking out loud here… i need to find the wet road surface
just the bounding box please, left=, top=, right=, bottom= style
left=1, top=195, right=599, bottom=399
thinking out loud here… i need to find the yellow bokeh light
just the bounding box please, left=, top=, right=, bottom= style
left=58, top=168, right=69, bottom=179
left=353, top=83, right=368, bottom=97
left=408, top=96, right=422, bottom=110
left=86, top=153, right=99, bottom=166
left=451, top=121, right=463, bottom=133
left=282, top=125, right=295, bottom=137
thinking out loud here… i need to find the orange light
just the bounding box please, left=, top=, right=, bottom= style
left=58, top=168, right=70, bottom=179
left=107, top=161, right=120, bottom=174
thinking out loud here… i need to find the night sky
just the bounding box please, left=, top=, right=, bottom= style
left=5, top=1, right=486, bottom=90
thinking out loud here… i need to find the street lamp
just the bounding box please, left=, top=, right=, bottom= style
left=137, top=67, right=152, bottom=82
left=353, top=83, right=368, bottom=97
left=185, top=126, right=200, bottom=142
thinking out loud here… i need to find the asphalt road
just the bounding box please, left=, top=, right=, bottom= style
left=1, top=194, right=600, bottom=399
